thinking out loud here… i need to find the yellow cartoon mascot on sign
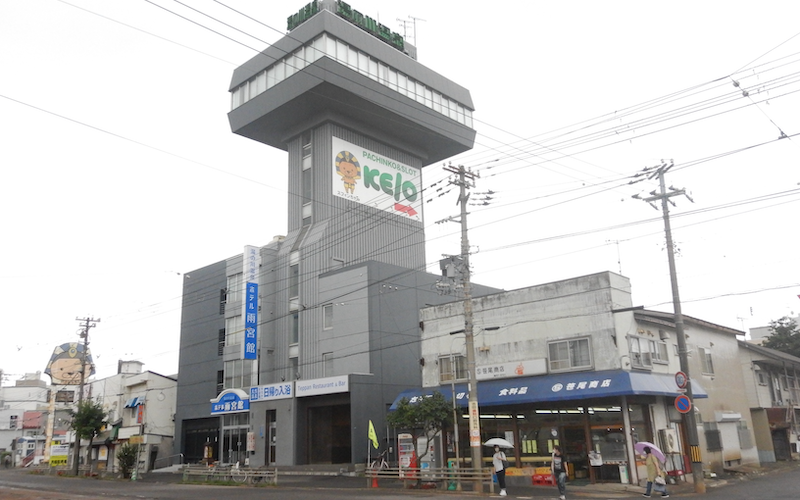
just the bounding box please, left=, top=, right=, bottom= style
left=335, top=151, right=361, bottom=194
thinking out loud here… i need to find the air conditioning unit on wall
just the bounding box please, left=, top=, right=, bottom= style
left=659, top=428, right=679, bottom=453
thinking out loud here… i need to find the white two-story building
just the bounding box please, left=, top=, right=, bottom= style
left=395, top=271, right=758, bottom=485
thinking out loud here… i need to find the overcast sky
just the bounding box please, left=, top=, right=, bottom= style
left=2, top=0, right=799, bottom=383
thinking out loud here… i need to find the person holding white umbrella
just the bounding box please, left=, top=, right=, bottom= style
left=485, top=438, right=513, bottom=496
left=492, top=444, right=509, bottom=496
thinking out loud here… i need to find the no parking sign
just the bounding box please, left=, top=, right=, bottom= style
left=675, top=394, right=692, bottom=413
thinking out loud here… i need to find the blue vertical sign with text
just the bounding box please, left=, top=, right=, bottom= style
left=244, top=282, right=258, bottom=360
left=242, top=245, right=260, bottom=360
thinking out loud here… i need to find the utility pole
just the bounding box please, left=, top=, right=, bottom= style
left=443, top=163, right=483, bottom=492
left=635, top=161, right=705, bottom=493
left=72, top=316, right=99, bottom=476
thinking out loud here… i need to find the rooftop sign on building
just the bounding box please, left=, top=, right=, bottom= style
left=288, top=1, right=405, bottom=53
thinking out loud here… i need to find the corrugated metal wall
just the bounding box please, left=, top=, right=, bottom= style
left=273, top=124, right=426, bottom=381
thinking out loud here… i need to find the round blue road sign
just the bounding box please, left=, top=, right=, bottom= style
left=675, top=394, right=692, bottom=413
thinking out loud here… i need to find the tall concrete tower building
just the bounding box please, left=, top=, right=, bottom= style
left=175, top=1, right=491, bottom=467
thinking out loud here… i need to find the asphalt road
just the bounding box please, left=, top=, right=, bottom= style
left=1, top=464, right=799, bottom=500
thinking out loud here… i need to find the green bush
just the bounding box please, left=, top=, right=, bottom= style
left=116, top=444, right=139, bottom=478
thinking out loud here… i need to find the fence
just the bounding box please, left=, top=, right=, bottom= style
left=181, top=464, right=278, bottom=485
left=365, top=466, right=496, bottom=492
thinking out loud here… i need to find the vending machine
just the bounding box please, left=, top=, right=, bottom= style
left=397, top=433, right=416, bottom=477
left=417, top=433, right=442, bottom=479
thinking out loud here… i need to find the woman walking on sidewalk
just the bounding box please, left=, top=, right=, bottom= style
left=643, top=446, right=669, bottom=498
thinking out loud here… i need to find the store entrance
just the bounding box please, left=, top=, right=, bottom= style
left=308, top=404, right=351, bottom=464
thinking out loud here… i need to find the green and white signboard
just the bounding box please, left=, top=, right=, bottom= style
left=332, top=137, right=422, bottom=222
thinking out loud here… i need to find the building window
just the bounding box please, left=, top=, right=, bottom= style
left=548, top=338, right=591, bottom=372
left=629, top=337, right=653, bottom=369
left=230, top=33, right=474, bottom=128
left=323, top=304, right=333, bottom=330
left=290, top=312, right=299, bottom=345
left=289, top=264, right=299, bottom=299
left=302, top=132, right=312, bottom=227
left=439, top=355, right=468, bottom=383
left=703, top=422, right=722, bottom=451
left=322, top=352, right=333, bottom=377
left=652, top=341, right=669, bottom=363
left=737, top=420, right=753, bottom=449
left=220, top=289, right=227, bottom=315
left=302, top=168, right=311, bottom=201
left=698, top=346, right=715, bottom=375
left=218, top=329, right=226, bottom=356
left=756, top=370, right=768, bottom=385
left=226, top=315, right=243, bottom=347
left=224, top=359, right=255, bottom=390
left=216, top=370, right=224, bottom=395
left=227, top=273, right=243, bottom=303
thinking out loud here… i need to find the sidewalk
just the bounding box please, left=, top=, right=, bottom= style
left=141, top=460, right=800, bottom=497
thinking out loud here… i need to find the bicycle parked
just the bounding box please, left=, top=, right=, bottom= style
left=369, top=449, right=390, bottom=470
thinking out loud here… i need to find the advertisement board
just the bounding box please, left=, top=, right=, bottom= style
left=332, top=137, right=422, bottom=222
left=243, top=245, right=260, bottom=360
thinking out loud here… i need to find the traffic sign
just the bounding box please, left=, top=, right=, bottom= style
left=675, top=394, right=692, bottom=413
left=675, top=371, right=688, bottom=389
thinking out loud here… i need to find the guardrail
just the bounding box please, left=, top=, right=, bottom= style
left=181, top=465, right=278, bottom=485
left=365, top=466, right=496, bottom=492
left=30, top=464, right=95, bottom=476
left=153, top=453, right=184, bottom=469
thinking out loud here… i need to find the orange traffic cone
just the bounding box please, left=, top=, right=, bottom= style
left=371, top=473, right=379, bottom=488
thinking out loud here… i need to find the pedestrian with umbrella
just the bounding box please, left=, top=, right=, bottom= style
left=641, top=445, right=669, bottom=498
left=485, top=438, right=512, bottom=496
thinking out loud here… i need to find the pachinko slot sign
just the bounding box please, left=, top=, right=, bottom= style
left=332, top=137, right=422, bottom=223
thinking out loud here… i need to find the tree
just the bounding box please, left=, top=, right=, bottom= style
left=116, top=443, right=139, bottom=479
left=386, top=391, right=453, bottom=476
left=68, top=400, right=108, bottom=474
left=763, top=316, right=800, bottom=358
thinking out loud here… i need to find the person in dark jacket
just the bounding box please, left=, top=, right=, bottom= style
left=551, top=445, right=568, bottom=500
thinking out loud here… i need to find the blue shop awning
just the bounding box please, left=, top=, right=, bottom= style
left=390, top=369, right=707, bottom=410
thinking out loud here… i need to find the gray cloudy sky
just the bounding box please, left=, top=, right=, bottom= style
left=2, top=0, right=799, bottom=382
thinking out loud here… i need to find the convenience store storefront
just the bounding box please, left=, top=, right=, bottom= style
left=391, top=369, right=707, bottom=484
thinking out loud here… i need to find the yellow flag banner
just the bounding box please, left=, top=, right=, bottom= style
left=368, top=420, right=379, bottom=449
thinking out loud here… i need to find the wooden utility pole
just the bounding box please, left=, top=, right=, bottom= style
left=443, top=163, right=483, bottom=492
left=71, top=316, right=99, bottom=476
left=636, top=161, right=705, bottom=493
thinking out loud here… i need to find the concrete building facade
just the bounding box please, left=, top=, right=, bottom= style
left=88, top=361, right=177, bottom=473
left=0, top=373, right=49, bottom=467
left=737, top=341, right=800, bottom=462
left=406, top=271, right=759, bottom=485
left=174, top=1, right=495, bottom=467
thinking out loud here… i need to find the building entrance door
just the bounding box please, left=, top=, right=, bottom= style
left=267, top=410, right=277, bottom=465
left=308, top=404, right=351, bottom=464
